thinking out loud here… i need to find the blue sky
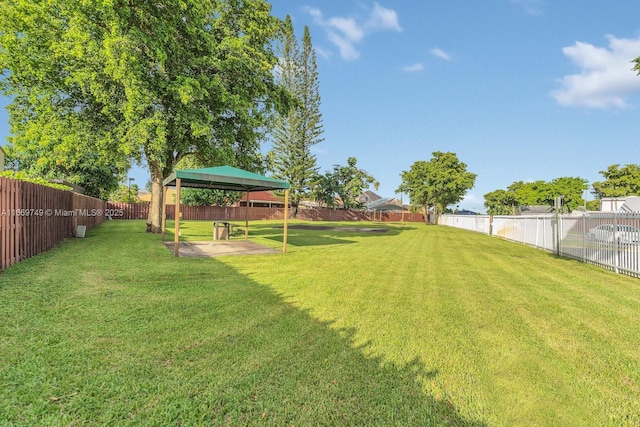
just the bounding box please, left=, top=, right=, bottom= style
left=3, top=1, right=640, bottom=212
left=267, top=0, right=640, bottom=212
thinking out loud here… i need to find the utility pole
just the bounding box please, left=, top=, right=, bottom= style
left=128, top=177, right=134, bottom=203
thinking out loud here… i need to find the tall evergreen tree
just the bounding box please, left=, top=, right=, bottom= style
left=269, top=16, right=323, bottom=216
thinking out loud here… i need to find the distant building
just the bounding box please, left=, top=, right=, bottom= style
left=600, top=197, right=640, bottom=213
left=519, top=205, right=552, bottom=215
left=456, top=209, right=479, bottom=215
left=139, top=189, right=175, bottom=204
left=359, top=190, right=382, bottom=204
left=360, top=190, right=404, bottom=212
left=237, top=191, right=285, bottom=208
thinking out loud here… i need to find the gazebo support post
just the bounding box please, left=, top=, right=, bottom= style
left=244, top=190, right=250, bottom=240
left=174, top=178, right=181, bottom=257
left=161, top=186, right=167, bottom=241
left=283, top=189, right=289, bottom=253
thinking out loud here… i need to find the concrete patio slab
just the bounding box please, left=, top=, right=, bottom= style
left=163, top=240, right=280, bottom=257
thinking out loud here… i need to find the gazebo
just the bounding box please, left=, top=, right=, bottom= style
left=162, top=166, right=291, bottom=256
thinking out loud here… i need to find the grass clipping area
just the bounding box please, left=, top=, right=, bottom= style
left=1, top=220, right=640, bottom=426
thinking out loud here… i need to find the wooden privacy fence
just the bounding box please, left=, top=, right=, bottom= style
left=110, top=203, right=425, bottom=223
left=106, top=201, right=150, bottom=219
left=0, top=177, right=108, bottom=270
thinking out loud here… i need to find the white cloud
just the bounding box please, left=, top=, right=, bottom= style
left=305, top=3, right=402, bottom=61
left=314, top=46, right=331, bottom=60
left=305, top=6, right=323, bottom=22
left=327, top=31, right=361, bottom=60
left=327, top=16, right=365, bottom=43
left=365, top=3, right=402, bottom=32
left=430, top=48, right=451, bottom=61
left=510, top=0, right=543, bottom=15
left=402, top=63, right=424, bottom=72
left=552, top=35, right=640, bottom=108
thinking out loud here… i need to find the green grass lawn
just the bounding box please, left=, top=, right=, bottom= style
left=1, top=220, right=640, bottom=426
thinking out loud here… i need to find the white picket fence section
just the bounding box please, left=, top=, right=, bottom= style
left=438, top=212, right=640, bottom=279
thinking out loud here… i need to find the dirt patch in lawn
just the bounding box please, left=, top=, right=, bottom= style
left=285, top=224, right=388, bottom=233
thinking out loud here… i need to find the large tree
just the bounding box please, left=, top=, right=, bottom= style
left=507, top=180, right=548, bottom=207
left=485, top=177, right=588, bottom=214
left=591, top=164, right=640, bottom=199
left=311, top=157, right=377, bottom=209
left=268, top=16, right=323, bottom=216
left=0, top=0, right=287, bottom=231
left=483, top=189, right=518, bottom=215
left=398, top=152, right=476, bottom=224
left=545, top=177, right=588, bottom=212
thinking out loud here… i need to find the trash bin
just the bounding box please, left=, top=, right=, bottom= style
left=213, top=221, right=229, bottom=240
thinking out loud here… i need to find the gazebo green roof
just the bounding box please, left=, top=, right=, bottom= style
left=163, top=166, right=290, bottom=192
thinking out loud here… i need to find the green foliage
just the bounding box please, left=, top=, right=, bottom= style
left=0, top=0, right=288, bottom=228
left=108, top=183, right=140, bottom=203
left=0, top=1, right=130, bottom=198
left=485, top=177, right=588, bottom=214
left=546, top=177, right=589, bottom=212
left=0, top=170, right=72, bottom=191
left=507, top=180, right=548, bottom=207
left=483, top=189, right=518, bottom=215
left=268, top=16, right=323, bottom=213
left=309, top=173, right=338, bottom=208
left=312, top=157, right=378, bottom=209
left=586, top=199, right=601, bottom=211
left=180, top=188, right=241, bottom=207
left=591, top=164, right=640, bottom=199
left=398, top=152, right=476, bottom=219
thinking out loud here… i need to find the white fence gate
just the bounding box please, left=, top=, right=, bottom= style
left=438, top=212, right=640, bottom=279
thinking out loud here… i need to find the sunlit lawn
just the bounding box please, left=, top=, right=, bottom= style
left=1, top=219, right=640, bottom=426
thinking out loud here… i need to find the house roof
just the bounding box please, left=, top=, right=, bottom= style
left=366, top=197, right=404, bottom=211
left=519, top=205, right=551, bottom=214
left=456, top=209, right=479, bottom=215
left=360, top=190, right=382, bottom=202
left=241, top=190, right=285, bottom=203
left=163, top=166, right=290, bottom=192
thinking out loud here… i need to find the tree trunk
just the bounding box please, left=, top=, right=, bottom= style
left=147, top=162, right=164, bottom=233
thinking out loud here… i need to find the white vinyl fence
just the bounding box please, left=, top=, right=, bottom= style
left=438, top=212, right=640, bottom=279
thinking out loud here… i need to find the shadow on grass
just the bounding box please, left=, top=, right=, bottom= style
left=253, top=222, right=405, bottom=248
left=0, top=220, right=487, bottom=426
left=166, top=220, right=408, bottom=249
